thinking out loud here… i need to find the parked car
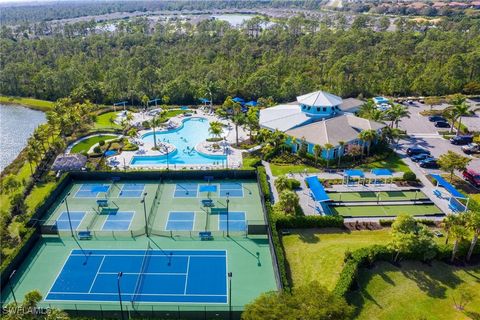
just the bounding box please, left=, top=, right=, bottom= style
left=463, top=169, right=480, bottom=187
left=433, top=230, right=443, bottom=237
left=419, top=158, right=439, bottom=169
left=450, top=135, right=474, bottom=145
left=462, top=143, right=480, bottom=155
left=411, top=154, right=433, bottom=162
left=428, top=115, right=446, bottom=122
left=407, top=147, right=431, bottom=156
left=434, top=121, right=450, bottom=128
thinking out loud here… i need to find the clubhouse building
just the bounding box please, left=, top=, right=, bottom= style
left=259, top=90, right=385, bottom=159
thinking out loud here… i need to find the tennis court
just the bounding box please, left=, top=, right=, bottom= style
left=166, top=211, right=195, bottom=231
left=219, top=212, right=246, bottom=231
left=46, top=248, right=227, bottom=303
left=119, top=184, right=145, bottom=198
left=174, top=183, right=198, bottom=198
left=75, top=184, right=110, bottom=198
left=55, top=211, right=86, bottom=230
left=101, top=211, right=135, bottom=231
left=327, top=190, right=426, bottom=202
left=330, top=204, right=442, bottom=217
left=219, top=183, right=243, bottom=197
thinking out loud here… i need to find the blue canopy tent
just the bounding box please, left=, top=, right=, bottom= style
left=232, top=97, right=245, bottom=105
left=305, top=176, right=331, bottom=215
left=343, top=169, right=365, bottom=186
left=371, top=168, right=393, bottom=185
left=430, top=174, right=469, bottom=213
left=245, top=101, right=258, bottom=107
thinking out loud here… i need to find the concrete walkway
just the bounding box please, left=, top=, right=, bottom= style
left=262, top=161, right=279, bottom=203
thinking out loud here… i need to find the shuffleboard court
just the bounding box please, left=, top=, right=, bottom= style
left=174, top=183, right=198, bottom=198
left=119, top=184, right=145, bottom=198
left=46, top=249, right=227, bottom=303
left=330, top=204, right=442, bottom=217
left=55, top=211, right=86, bottom=230
left=101, top=211, right=135, bottom=231
left=166, top=211, right=195, bottom=231
left=327, top=190, right=427, bottom=202
left=75, top=184, right=110, bottom=198
left=219, top=183, right=243, bottom=197
left=219, top=211, right=246, bottom=231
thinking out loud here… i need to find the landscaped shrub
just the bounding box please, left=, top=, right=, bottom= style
left=276, top=215, right=344, bottom=229
left=403, top=171, right=417, bottom=181
left=93, top=146, right=101, bottom=153
left=98, top=140, right=105, bottom=146
left=288, top=178, right=301, bottom=189
left=379, top=219, right=437, bottom=227
left=257, top=166, right=271, bottom=201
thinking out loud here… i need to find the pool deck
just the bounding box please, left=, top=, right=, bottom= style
left=110, top=111, right=245, bottom=170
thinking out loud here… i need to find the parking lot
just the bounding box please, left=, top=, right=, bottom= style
left=396, top=100, right=480, bottom=174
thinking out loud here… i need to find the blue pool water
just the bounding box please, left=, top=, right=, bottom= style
left=131, top=117, right=226, bottom=166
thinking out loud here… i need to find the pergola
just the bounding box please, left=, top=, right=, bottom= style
left=305, top=176, right=331, bottom=215
left=343, top=169, right=365, bottom=186
left=370, top=168, right=393, bottom=185
left=52, top=154, right=87, bottom=172
left=431, top=174, right=469, bottom=213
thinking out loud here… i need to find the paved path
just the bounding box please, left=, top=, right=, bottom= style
left=262, top=161, right=279, bottom=203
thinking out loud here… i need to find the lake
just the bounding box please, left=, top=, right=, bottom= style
left=0, top=104, right=46, bottom=172
left=211, top=14, right=255, bottom=27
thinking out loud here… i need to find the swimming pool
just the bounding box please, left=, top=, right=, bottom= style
left=131, top=117, right=227, bottom=166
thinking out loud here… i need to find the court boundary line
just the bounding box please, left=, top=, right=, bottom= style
left=88, top=256, right=106, bottom=293
left=74, top=183, right=111, bottom=199
left=165, top=211, right=196, bottom=231
left=100, top=211, right=135, bottom=231
left=56, top=211, right=87, bottom=231
left=218, top=211, right=246, bottom=232
left=118, top=183, right=146, bottom=198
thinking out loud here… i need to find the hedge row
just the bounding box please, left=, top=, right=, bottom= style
left=257, top=166, right=271, bottom=200
left=276, top=215, right=344, bottom=229
left=379, top=219, right=438, bottom=227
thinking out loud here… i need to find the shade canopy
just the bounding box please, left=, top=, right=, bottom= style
left=199, top=185, right=217, bottom=193
left=232, top=97, right=244, bottom=103
left=245, top=101, right=258, bottom=107
left=199, top=98, right=210, bottom=103
left=52, top=154, right=87, bottom=172
left=305, top=176, right=331, bottom=203
left=344, top=169, right=365, bottom=178
left=430, top=174, right=466, bottom=199
left=371, top=168, right=393, bottom=176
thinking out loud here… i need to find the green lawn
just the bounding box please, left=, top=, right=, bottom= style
left=330, top=204, right=442, bottom=217
left=327, top=190, right=427, bottom=202
left=94, top=111, right=121, bottom=129
left=282, top=229, right=392, bottom=290
left=25, top=180, right=58, bottom=214
left=270, top=163, right=319, bottom=176
left=160, top=109, right=187, bottom=121
left=359, top=153, right=411, bottom=173
left=70, top=135, right=118, bottom=153
left=0, top=96, right=54, bottom=111
left=349, top=261, right=480, bottom=320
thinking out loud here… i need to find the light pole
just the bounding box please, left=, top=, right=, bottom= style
left=8, top=270, right=17, bottom=305
left=117, top=272, right=125, bottom=320
left=226, top=192, right=230, bottom=237
left=228, top=272, right=233, bottom=320
left=61, top=192, right=74, bottom=237
left=142, top=192, right=149, bottom=237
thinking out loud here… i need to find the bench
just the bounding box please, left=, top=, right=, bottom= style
left=78, top=231, right=92, bottom=240
left=96, top=199, right=109, bottom=207
left=199, top=231, right=213, bottom=241
left=433, top=189, right=442, bottom=198
left=201, top=199, right=215, bottom=207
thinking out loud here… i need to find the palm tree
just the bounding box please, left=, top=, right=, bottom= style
left=313, top=144, right=322, bottom=166
left=450, top=223, right=468, bottom=263
left=442, top=108, right=457, bottom=134
left=358, top=130, right=377, bottom=157
left=150, top=116, right=162, bottom=150
left=208, top=121, right=223, bottom=139
left=442, top=214, right=459, bottom=245
left=387, top=104, right=410, bottom=128
left=465, top=210, right=480, bottom=261
left=337, top=141, right=345, bottom=167
left=448, top=97, right=479, bottom=135
left=324, top=143, right=334, bottom=168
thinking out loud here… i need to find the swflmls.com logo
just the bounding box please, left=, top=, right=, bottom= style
left=1, top=306, right=50, bottom=315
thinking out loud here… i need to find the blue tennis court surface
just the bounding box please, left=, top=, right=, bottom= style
left=101, top=211, right=134, bottom=231
left=174, top=183, right=198, bottom=198
left=166, top=211, right=195, bottom=231
left=219, top=211, right=246, bottom=231
left=119, top=184, right=145, bottom=198
left=219, top=183, right=243, bottom=197
left=55, top=211, right=86, bottom=230
left=46, top=249, right=227, bottom=303
left=75, top=184, right=110, bottom=198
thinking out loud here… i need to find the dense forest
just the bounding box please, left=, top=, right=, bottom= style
left=1, top=16, right=479, bottom=105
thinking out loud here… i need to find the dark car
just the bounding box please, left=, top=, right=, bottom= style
left=463, top=169, right=480, bottom=188
left=428, top=115, right=446, bottom=122
left=407, top=147, right=431, bottom=156
left=434, top=121, right=450, bottom=128
left=450, top=135, right=474, bottom=145
left=411, top=154, right=433, bottom=162
left=419, top=158, right=439, bottom=169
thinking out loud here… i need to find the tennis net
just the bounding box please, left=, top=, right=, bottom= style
left=132, top=242, right=153, bottom=303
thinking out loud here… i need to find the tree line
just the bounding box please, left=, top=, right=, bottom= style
left=1, top=15, right=479, bottom=105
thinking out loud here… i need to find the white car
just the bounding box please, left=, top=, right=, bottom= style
left=462, top=143, right=480, bottom=154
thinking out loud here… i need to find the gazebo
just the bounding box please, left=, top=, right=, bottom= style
left=343, top=169, right=365, bottom=186
left=52, top=154, right=87, bottom=172
left=370, top=168, right=393, bottom=185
